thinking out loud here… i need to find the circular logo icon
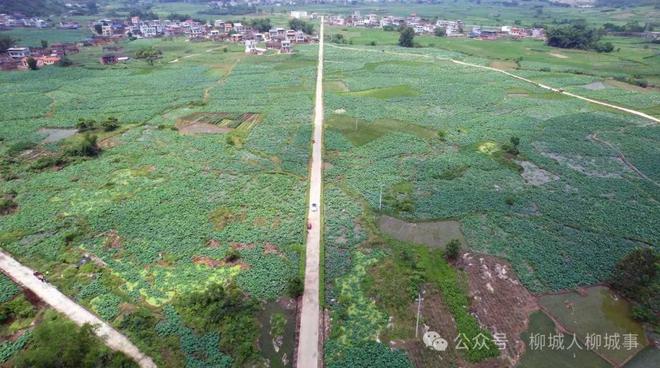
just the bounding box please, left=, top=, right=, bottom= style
left=423, top=331, right=448, bottom=351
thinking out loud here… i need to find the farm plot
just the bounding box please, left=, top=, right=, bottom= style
left=322, top=45, right=659, bottom=292
left=538, top=286, right=648, bottom=366
left=321, top=44, right=659, bottom=367
left=175, top=112, right=262, bottom=135
left=0, top=39, right=318, bottom=366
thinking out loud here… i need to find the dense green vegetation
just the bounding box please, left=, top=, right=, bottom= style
left=1, top=1, right=658, bottom=366
left=0, top=35, right=316, bottom=365
left=609, top=248, right=659, bottom=329
left=13, top=310, right=136, bottom=368
left=322, top=37, right=658, bottom=365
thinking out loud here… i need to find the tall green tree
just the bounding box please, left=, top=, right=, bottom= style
left=399, top=27, right=415, bottom=48
left=26, top=57, right=39, bottom=71
left=135, top=46, right=162, bottom=65
left=0, top=35, right=17, bottom=53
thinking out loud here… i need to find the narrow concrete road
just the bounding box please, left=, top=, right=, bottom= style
left=296, top=16, right=324, bottom=368
left=0, top=250, right=157, bottom=368
left=327, top=44, right=660, bottom=124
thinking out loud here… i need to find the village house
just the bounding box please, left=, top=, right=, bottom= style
left=280, top=39, right=292, bottom=54
left=290, top=11, right=308, bottom=19
left=58, top=21, right=80, bottom=29
left=7, top=48, right=30, bottom=59
left=244, top=40, right=266, bottom=55
left=101, top=24, right=113, bottom=37
left=19, top=55, right=60, bottom=70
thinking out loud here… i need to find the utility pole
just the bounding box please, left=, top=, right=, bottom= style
left=415, top=290, right=423, bottom=338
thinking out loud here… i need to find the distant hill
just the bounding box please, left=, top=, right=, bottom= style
left=0, top=0, right=68, bottom=16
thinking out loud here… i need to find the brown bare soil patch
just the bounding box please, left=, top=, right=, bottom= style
left=0, top=193, right=18, bottom=215
left=231, top=242, right=256, bottom=250
left=459, top=253, right=539, bottom=366
left=263, top=243, right=282, bottom=256
left=103, top=230, right=122, bottom=249
left=175, top=112, right=262, bottom=135
left=98, top=137, right=120, bottom=149
left=397, top=286, right=460, bottom=368
left=192, top=256, right=223, bottom=268
left=490, top=60, right=517, bottom=70
left=179, top=122, right=232, bottom=135
left=207, top=239, right=221, bottom=248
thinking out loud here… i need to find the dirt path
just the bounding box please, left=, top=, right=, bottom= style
left=296, top=17, right=324, bottom=368
left=0, top=250, right=157, bottom=368
left=326, top=44, right=660, bottom=124
left=589, top=132, right=659, bottom=186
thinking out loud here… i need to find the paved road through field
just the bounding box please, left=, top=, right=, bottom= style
left=0, top=250, right=156, bottom=368
left=296, top=16, right=324, bottom=368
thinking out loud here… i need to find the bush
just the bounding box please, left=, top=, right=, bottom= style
left=287, top=276, right=304, bottom=298
left=65, top=134, right=99, bottom=157
left=174, top=283, right=259, bottom=365
left=6, top=141, right=36, bottom=156
left=446, top=239, right=461, bottom=261
left=101, top=117, right=120, bottom=132
left=503, top=136, right=520, bottom=155
left=26, top=57, right=38, bottom=71
left=0, top=198, right=17, bottom=215
left=224, top=248, right=241, bottom=263
left=14, top=310, right=136, bottom=368
left=594, top=41, right=614, bottom=53
left=76, top=118, right=96, bottom=132
left=58, top=56, right=73, bottom=67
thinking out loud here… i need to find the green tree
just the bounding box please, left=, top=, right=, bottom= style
left=26, top=57, right=39, bottom=70
left=398, top=27, right=415, bottom=47
left=175, top=283, right=259, bottom=365
left=594, top=41, right=614, bottom=53
left=546, top=23, right=601, bottom=50
left=0, top=35, right=17, bottom=53
left=58, top=56, right=73, bottom=67
left=446, top=239, right=461, bottom=261
left=94, top=23, right=103, bottom=35
left=14, top=311, right=136, bottom=368
left=609, top=248, right=658, bottom=301
left=65, top=134, right=99, bottom=157
left=40, top=40, right=48, bottom=49
left=287, top=276, right=304, bottom=298
left=101, top=117, right=120, bottom=132
left=135, top=46, right=162, bottom=65
left=434, top=27, right=446, bottom=37
left=250, top=18, right=272, bottom=32
left=289, top=18, right=314, bottom=34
